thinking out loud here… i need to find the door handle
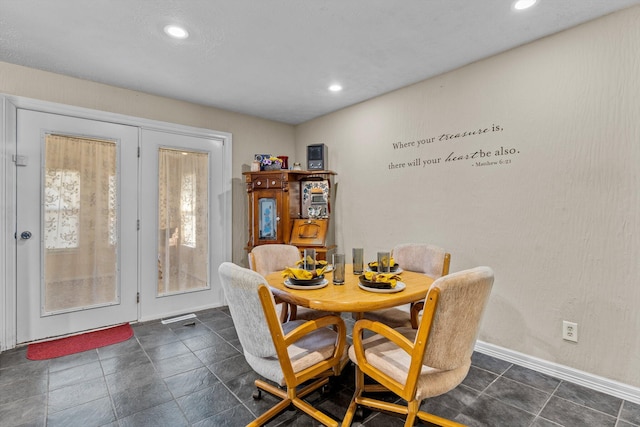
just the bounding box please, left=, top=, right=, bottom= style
left=20, top=231, right=32, bottom=240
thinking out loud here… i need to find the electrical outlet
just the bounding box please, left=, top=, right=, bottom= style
left=563, top=321, right=578, bottom=342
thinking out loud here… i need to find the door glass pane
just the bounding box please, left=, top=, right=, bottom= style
left=259, top=197, right=277, bottom=240
left=158, top=148, right=209, bottom=296
left=44, top=134, right=118, bottom=313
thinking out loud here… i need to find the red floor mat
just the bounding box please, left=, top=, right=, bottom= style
left=26, top=323, right=133, bottom=360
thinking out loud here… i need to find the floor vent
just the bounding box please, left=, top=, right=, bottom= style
left=161, top=313, right=197, bottom=325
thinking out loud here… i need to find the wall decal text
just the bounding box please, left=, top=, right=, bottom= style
left=388, top=123, right=519, bottom=170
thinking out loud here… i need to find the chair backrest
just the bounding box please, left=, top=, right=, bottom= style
left=421, top=266, right=493, bottom=371
left=249, top=244, right=300, bottom=276
left=391, top=243, right=450, bottom=277
left=218, top=262, right=280, bottom=359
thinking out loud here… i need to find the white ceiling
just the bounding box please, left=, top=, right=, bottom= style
left=2, top=0, right=639, bottom=125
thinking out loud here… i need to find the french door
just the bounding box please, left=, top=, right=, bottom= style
left=138, top=129, right=226, bottom=320
left=12, top=105, right=230, bottom=345
left=16, top=109, right=138, bottom=343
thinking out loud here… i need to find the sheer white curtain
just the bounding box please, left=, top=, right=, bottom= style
left=44, top=134, right=117, bottom=312
left=158, top=148, right=209, bottom=295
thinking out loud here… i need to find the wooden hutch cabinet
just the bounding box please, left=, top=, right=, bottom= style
left=243, top=170, right=336, bottom=260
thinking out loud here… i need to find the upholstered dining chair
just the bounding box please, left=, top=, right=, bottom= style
left=362, top=243, right=451, bottom=328
left=249, top=244, right=334, bottom=321
left=342, top=266, right=494, bottom=427
left=218, top=262, right=347, bottom=427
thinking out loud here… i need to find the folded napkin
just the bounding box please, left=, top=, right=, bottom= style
left=368, top=257, right=396, bottom=268
left=296, top=257, right=328, bottom=267
left=363, top=271, right=402, bottom=288
left=282, top=266, right=327, bottom=280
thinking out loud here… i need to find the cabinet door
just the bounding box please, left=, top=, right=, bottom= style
left=289, top=219, right=328, bottom=247
left=252, top=189, right=284, bottom=245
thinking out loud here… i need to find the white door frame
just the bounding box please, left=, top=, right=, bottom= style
left=0, top=94, right=232, bottom=351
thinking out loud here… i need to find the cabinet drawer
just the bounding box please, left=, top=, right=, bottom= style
left=252, top=175, right=283, bottom=189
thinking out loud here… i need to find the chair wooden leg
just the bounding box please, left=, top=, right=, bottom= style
left=341, top=394, right=358, bottom=427
left=417, top=409, right=467, bottom=427
left=247, top=380, right=290, bottom=427
left=404, top=400, right=420, bottom=427
left=254, top=379, right=287, bottom=399
left=248, top=397, right=292, bottom=427
left=288, top=303, right=298, bottom=320
left=286, top=377, right=338, bottom=427
left=251, top=377, right=339, bottom=427
left=279, top=302, right=290, bottom=323
left=293, top=397, right=338, bottom=427
left=341, top=364, right=365, bottom=426
left=357, top=396, right=407, bottom=415
left=410, top=301, right=423, bottom=329
left=296, top=377, right=329, bottom=399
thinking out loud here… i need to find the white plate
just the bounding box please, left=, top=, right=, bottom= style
left=358, top=281, right=406, bottom=294
left=365, top=266, right=403, bottom=274
left=284, top=278, right=329, bottom=290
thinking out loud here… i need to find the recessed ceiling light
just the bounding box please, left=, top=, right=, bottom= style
left=164, top=25, right=189, bottom=39
left=328, top=84, right=343, bottom=92
left=513, top=0, right=537, bottom=10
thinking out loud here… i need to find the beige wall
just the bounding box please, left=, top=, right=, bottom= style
left=0, top=61, right=297, bottom=264
left=295, top=6, right=640, bottom=387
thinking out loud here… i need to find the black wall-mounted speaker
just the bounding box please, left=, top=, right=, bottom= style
left=307, top=143, right=327, bottom=170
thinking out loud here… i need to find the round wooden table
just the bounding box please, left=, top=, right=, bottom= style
left=264, top=264, right=434, bottom=314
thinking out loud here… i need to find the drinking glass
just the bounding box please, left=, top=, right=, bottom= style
left=377, top=251, right=391, bottom=273
left=303, top=248, right=316, bottom=271
left=332, top=253, right=345, bottom=285
left=352, top=248, right=364, bottom=274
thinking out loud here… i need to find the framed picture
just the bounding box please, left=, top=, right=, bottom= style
left=254, top=154, right=271, bottom=163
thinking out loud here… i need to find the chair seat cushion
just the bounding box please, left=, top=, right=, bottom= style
left=248, top=320, right=344, bottom=386
left=284, top=320, right=341, bottom=373
left=348, top=327, right=471, bottom=400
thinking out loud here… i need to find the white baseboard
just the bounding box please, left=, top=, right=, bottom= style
left=475, top=341, right=640, bottom=405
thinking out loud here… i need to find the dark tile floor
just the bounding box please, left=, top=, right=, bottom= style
left=1, top=306, right=639, bottom=427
